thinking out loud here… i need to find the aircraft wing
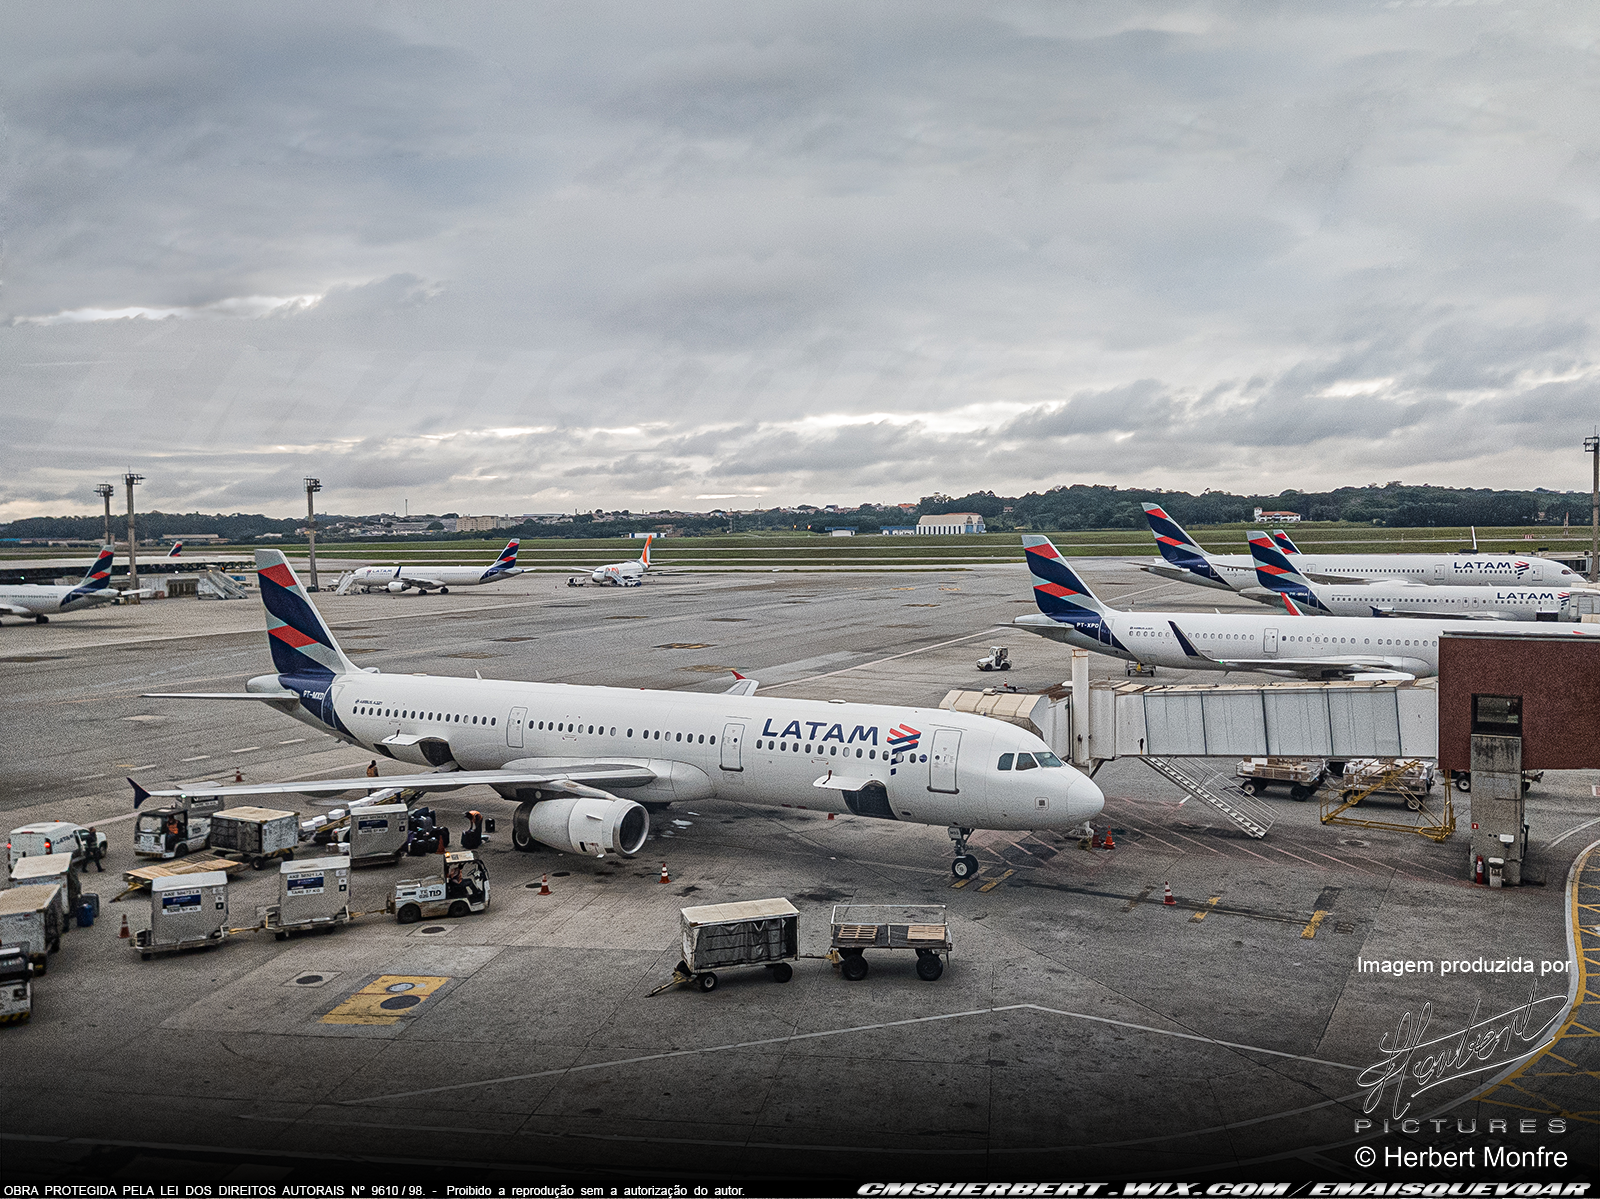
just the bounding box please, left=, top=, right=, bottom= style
left=723, top=671, right=759, bottom=696
left=401, top=575, right=451, bottom=590
left=144, top=690, right=302, bottom=703
left=0, top=602, right=37, bottom=617
left=1165, top=621, right=1415, bottom=679
left=1367, top=607, right=1509, bottom=621
left=128, top=762, right=660, bottom=806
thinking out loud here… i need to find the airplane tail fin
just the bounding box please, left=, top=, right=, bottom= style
left=255, top=549, right=361, bottom=677
left=80, top=545, right=115, bottom=586
left=1022, top=536, right=1108, bottom=617
left=1247, top=530, right=1325, bottom=611
left=484, top=538, right=520, bottom=575
left=1141, top=503, right=1226, bottom=582
left=167, top=541, right=183, bottom=558
left=1270, top=530, right=1301, bottom=555
left=639, top=534, right=653, bottom=568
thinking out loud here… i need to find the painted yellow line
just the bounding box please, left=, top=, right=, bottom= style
left=978, top=869, right=1015, bottom=893
left=320, top=975, right=450, bottom=1026
left=1301, top=910, right=1330, bottom=939
left=1192, top=896, right=1221, bottom=923
left=949, top=878, right=971, bottom=890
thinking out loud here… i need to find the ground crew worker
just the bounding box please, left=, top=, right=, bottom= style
left=83, top=827, right=104, bottom=872
left=366, top=760, right=379, bottom=777
left=165, top=814, right=181, bottom=853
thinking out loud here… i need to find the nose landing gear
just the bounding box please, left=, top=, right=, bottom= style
left=948, top=826, right=979, bottom=880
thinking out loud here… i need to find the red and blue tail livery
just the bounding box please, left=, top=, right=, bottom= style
left=257, top=550, right=359, bottom=678
left=1022, top=536, right=1127, bottom=652
left=1246, top=531, right=1328, bottom=612
left=63, top=545, right=117, bottom=605
left=1270, top=530, right=1301, bottom=556
left=483, top=538, right=520, bottom=578
left=167, top=541, right=183, bottom=558
left=1140, top=504, right=1226, bottom=584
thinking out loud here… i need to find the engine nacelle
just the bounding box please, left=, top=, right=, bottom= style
left=386, top=580, right=407, bottom=593
left=514, top=796, right=649, bottom=858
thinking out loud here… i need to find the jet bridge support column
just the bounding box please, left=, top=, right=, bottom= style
left=1469, top=733, right=1525, bottom=887
left=1070, top=650, right=1091, bottom=767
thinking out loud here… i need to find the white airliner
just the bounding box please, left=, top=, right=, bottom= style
left=136, top=550, right=1103, bottom=879
left=1245, top=531, right=1599, bottom=622
left=1140, top=504, right=1585, bottom=594
left=339, top=540, right=525, bottom=595
left=1013, top=536, right=1599, bottom=680
left=568, top=535, right=656, bottom=587
left=0, top=546, right=121, bottom=624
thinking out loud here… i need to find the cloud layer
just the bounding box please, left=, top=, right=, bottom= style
left=4, top=2, right=1598, bottom=517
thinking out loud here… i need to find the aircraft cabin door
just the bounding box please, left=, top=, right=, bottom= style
left=1263, top=628, right=1278, bottom=655
left=507, top=706, right=527, bottom=749
left=1527, top=562, right=1543, bottom=582
left=720, top=723, right=744, bottom=771
left=927, top=728, right=961, bottom=794
left=1433, top=562, right=1446, bottom=579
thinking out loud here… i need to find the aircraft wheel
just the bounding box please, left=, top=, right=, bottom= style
left=951, top=854, right=979, bottom=880
left=36, top=615, right=49, bottom=624
left=440, top=587, right=449, bottom=594
left=512, top=802, right=537, bottom=852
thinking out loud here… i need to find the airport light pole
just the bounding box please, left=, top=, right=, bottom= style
left=304, top=477, right=321, bottom=591
left=123, top=472, right=143, bottom=602
left=94, top=482, right=115, bottom=548
left=1586, top=432, right=1599, bottom=584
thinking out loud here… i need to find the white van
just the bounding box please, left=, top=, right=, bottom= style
left=7, top=821, right=109, bottom=871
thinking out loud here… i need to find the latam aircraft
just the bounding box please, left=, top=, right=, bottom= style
left=1246, top=532, right=1598, bottom=622
left=1139, top=504, right=1585, bottom=595
left=0, top=546, right=120, bottom=624
left=339, top=540, right=524, bottom=595
left=137, top=550, right=1103, bottom=879
left=567, top=535, right=656, bottom=587
left=1012, top=536, right=1599, bottom=680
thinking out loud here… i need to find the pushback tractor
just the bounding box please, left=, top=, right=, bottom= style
left=388, top=851, right=490, bottom=923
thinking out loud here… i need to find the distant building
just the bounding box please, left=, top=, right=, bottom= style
left=456, top=515, right=515, bottom=532
left=160, top=533, right=224, bottom=544
left=880, top=526, right=917, bottom=536
left=824, top=527, right=856, bottom=537
left=1253, top=508, right=1302, bottom=524
left=916, top=513, right=986, bottom=535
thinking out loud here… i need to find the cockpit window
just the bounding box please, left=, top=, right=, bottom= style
left=1014, top=753, right=1038, bottom=771
left=996, top=753, right=1014, bottom=771
left=1035, top=750, right=1064, bottom=768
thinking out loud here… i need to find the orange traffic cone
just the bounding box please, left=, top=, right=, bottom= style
left=1101, top=827, right=1115, bottom=850
left=538, top=874, right=551, bottom=896
left=659, top=861, right=670, bottom=884
left=119, top=914, right=130, bottom=938
left=1163, top=881, right=1176, bottom=905
left=233, top=768, right=243, bottom=783
left=827, top=812, right=835, bottom=820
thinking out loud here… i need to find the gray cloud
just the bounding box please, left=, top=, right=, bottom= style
left=4, top=1, right=1599, bottom=517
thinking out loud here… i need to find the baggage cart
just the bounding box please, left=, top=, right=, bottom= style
left=10, top=854, right=82, bottom=927
left=387, top=851, right=489, bottom=923
left=1234, top=757, right=1326, bottom=801
left=207, top=806, right=299, bottom=869
left=659, top=898, right=799, bottom=994
left=134, top=796, right=223, bottom=860
left=1339, top=758, right=1437, bottom=810
left=0, top=946, right=34, bottom=1025
left=829, top=904, right=951, bottom=982
left=133, top=871, right=230, bottom=960
left=0, top=885, right=63, bottom=973
left=326, top=803, right=410, bottom=865
left=263, top=857, right=352, bottom=939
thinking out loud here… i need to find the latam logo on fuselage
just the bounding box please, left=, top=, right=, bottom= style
left=1454, top=560, right=1535, bottom=575
left=761, top=718, right=889, bottom=746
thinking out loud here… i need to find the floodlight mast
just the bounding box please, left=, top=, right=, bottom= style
left=1586, top=432, right=1599, bottom=585
left=123, top=472, right=143, bottom=601
left=304, top=477, right=322, bottom=591
left=94, top=482, right=115, bottom=549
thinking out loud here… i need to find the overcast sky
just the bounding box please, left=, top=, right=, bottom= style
left=3, top=1, right=1598, bottom=519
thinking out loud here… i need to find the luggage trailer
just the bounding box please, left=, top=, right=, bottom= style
left=657, top=898, right=800, bottom=994
left=829, top=904, right=952, bottom=982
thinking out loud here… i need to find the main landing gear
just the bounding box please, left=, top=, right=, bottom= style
left=948, top=826, right=979, bottom=880
left=35, top=615, right=49, bottom=624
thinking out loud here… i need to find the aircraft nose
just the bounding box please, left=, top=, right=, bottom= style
left=1068, top=772, right=1105, bottom=821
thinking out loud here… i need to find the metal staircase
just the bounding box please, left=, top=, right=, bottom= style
left=196, top=569, right=248, bottom=600
left=1144, top=757, right=1276, bottom=839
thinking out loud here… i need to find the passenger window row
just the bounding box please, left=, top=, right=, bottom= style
left=756, top=740, right=876, bottom=759
left=534, top=721, right=715, bottom=746
left=355, top=706, right=495, bottom=726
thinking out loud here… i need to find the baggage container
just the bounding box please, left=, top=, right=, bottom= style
left=341, top=803, right=410, bottom=865
left=264, top=857, right=351, bottom=939
left=669, top=898, right=799, bottom=992
left=0, top=946, right=33, bottom=1025
left=10, top=854, right=82, bottom=927
left=208, top=807, right=299, bottom=868
left=134, top=871, right=229, bottom=959
left=0, top=885, right=63, bottom=972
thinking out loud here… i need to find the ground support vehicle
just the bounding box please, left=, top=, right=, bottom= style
left=654, top=898, right=800, bottom=994
left=0, top=947, right=34, bottom=1024
left=133, top=796, right=223, bottom=860
left=10, top=854, right=82, bottom=927
left=828, top=904, right=951, bottom=982
left=207, top=806, right=299, bottom=870
left=0, top=886, right=63, bottom=973
left=975, top=646, right=1011, bottom=672
left=132, top=871, right=230, bottom=960
left=316, top=802, right=411, bottom=865
left=1235, top=757, right=1326, bottom=801
left=1339, top=759, right=1437, bottom=810
left=387, top=851, right=489, bottom=923
left=8, top=821, right=109, bottom=871
left=262, top=857, right=352, bottom=940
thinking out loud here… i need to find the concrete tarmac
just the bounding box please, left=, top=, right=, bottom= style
left=2, top=565, right=1595, bottom=1185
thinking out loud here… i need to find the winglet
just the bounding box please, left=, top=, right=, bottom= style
left=129, top=777, right=151, bottom=809
left=724, top=671, right=759, bottom=696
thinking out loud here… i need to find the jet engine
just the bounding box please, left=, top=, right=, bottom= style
left=511, top=795, right=649, bottom=857
left=386, top=580, right=407, bottom=593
